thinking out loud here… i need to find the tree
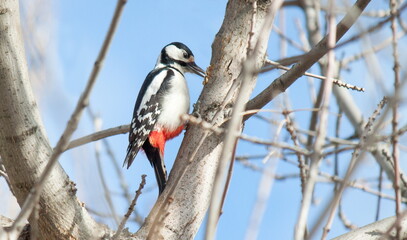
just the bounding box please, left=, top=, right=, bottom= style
left=1, top=0, right=406, bottom=239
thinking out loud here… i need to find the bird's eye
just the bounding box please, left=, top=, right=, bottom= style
left=183, top=52, right=189, bottom=58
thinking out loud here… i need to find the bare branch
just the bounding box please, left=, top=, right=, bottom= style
left=239, top=134, right=310, bottom=156
left=283, top=112, right=306, bottom=194
left=113, top=174, right=147, bottom=240
left=244, top=151, right=278, bottom=240
left=320, top=5, right=391, bottom=18
left=376, top=168, right=384, bottom=221
left=92, top=113, right=120, bottom=226
left=264, top=59, right=365, bottom=91
left=273, top=24, right=308, bottom=52
left=84, top=105, right=143, bottom=226
left=66, top=124, right=129, bottom=151
left=390, top=0, right=402, bottom=237
left=338, top=205, right=358, bottom=230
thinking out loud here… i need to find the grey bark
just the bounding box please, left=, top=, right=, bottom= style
left=0, top=1, right=109, bottom=239
left=332, top=215, right=407, bottom=240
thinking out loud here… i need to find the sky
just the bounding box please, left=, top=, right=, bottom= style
left=1, top=0, right=407, bottom=239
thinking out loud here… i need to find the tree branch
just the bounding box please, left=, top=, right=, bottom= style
left=65, top=124, right=129, bottom=151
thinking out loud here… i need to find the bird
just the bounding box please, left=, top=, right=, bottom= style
left=123, top=42, right=205, bottom=194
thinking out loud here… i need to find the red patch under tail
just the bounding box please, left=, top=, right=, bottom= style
left=149, top=125, right=185, bottom=156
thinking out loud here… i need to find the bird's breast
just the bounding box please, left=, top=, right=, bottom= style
left=156, top=73, right=190, bottom=131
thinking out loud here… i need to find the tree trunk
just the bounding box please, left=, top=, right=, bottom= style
left=0, top=1, right=109, bottom=239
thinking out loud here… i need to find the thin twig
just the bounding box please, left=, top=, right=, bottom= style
left=92, top=112, right=120, bottom=226
left=247, top=0, right=258, bottom=56
left=283, top=112, right=306, bottom=193
left=264, top=59, right=365, bottom=92
left=239, top=133, right=310, bottom=156
left=30, top=202, right=40, bottom=240
left=390, top=0, right=402, bottom=237
left=113, top=174, right=147, bottom=239
left=7, top=0, right=128, bottom=236
left=260, top=53, right=307, bottom=72
left=86, top=106, right=142, bottom=224
left=219, top=142, right=237, bottom=220
left=296, top=128, right=358, bottom=146
left=101, top=135, right=144, bottom=225
left=376, top=167, right=383, bottom=221
left=294, top=18, right=311, bottom=57
left=244, top=151, right=278, bottom=240
left=86, top=207, right=118, bottom=219
left=397, top=13, right=407, bottom=32
left=242, top=107, right=322, bottom=116
left=273, top=24, right=308, bottom=52
left=320, top=5, right=390, bottom=18
left=181, top=114, right=224, bottom=135
left=244, top=111, right=286, bottom=239
left=338, top=205, right=357, bottom=230
left=379, top=124, right=407, bottom=142
left=333, top=107, right=342, bottom=194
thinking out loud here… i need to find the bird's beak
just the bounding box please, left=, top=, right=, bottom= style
left=187, top=62, right=206, bottom=78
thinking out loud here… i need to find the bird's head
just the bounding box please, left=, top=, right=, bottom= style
left=157, top=42, right=205, bottom=77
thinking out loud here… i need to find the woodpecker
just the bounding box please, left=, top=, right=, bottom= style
left=124, top=42, right=205, bottom=194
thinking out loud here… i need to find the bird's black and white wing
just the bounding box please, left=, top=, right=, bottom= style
left=123, top=68, right=174, bottom=168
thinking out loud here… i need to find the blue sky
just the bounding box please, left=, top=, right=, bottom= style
left=1, top=1, right=407, bottom=239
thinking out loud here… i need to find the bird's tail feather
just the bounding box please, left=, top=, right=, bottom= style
left=123, top=144, right=137, bottom=169
left=152, top=154, right=167, bottom=194
left=143, top=140, right=168, bottom=194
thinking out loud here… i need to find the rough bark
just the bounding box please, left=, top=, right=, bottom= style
left=332, top=215, right=407, bottom=240
left=0, top=1, right=109, bottom=239
left=133, top=0, right=275, bottom=239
